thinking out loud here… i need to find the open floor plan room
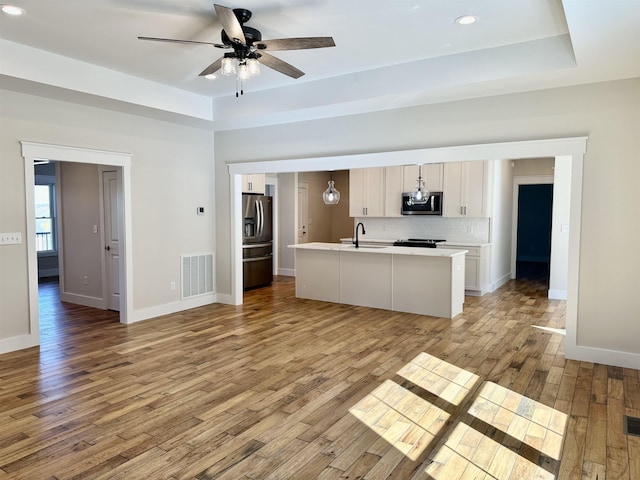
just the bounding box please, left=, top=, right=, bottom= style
left=0, top=277, right=638, bottom=479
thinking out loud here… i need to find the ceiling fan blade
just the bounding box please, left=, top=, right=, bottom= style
left=214, top=4, right=246, bottom=45
left=258, top=52, right=304, bottom=79
left=256, top=37, right=335, bottom=51
left=138, top=36, right=227, bottom=48
left=198, top=58, right=224, bottom=77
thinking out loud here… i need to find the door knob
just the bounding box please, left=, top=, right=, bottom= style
left=105, top=246, right=111, bottom=251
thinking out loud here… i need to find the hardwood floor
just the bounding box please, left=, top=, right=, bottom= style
left=0, top=276, right=638, bottom=479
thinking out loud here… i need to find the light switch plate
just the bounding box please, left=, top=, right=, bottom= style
left=0, top=232, right=22, bottom=245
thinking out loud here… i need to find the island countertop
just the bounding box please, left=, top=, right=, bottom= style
left=288, top=242, right=467, bottom=257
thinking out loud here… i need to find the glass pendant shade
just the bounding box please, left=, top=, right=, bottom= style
left=323, top=179, right=340, bottom=205
left=247, top=58, right=260, bottom=76
left=237, top=63, right=250, bottom=81
left=407, top=165, right=429, bottom=206
left=221, top=57, right=236, bottom=75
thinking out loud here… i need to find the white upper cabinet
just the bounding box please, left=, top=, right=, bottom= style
left=242, top=174, right=265, bottom=194
left=403, top=164, right=444, bottom=193
left=349, top=167, right=385, bottom=217
left=384, top=166, right=404, bottom=217
left=443, top=161, right=487, bottom=217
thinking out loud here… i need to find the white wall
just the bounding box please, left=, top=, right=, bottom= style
left=549, top=156, right=572, bottom=299
left=489, top=160, right=515, bottom=291
left=215, top=77, right=640, bottom=364
left=277, top=173, right=296, bottom=276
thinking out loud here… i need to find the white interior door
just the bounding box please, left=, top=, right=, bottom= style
left=297, top=183, right=309, bottom=243
left=102, top=170, right=120, bottom=311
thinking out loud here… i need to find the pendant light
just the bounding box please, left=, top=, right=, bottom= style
left=407, top=164, right=429, bottom=206
left=322, top=172, right=340, bottom=205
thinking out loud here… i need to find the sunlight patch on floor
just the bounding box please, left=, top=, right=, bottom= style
left=350, top=352, right=568, bottom=479
left=532, top=325, right=566, bottom=335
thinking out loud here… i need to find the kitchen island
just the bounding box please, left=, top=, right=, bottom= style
left=289, top=242, right=467, bottom=318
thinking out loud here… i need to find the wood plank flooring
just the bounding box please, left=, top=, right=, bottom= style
left=0, top=276, right=638, bottom=479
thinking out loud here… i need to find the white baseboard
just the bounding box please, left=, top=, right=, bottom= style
left=0, top=333, right=39, bottom=355
left=131, top=293, right=217, bottom=324
left=59, top=292, right=106, bottom=309
left=566, top=344, right=640, bottom=369
left=548, top=289, right=567, bottom=300
left=489, top=273, right=511, bottom=293
left=278, top=268, right=295, bottom=277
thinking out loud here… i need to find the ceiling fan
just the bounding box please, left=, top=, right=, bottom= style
left=138, top=3, right=335, bottom=95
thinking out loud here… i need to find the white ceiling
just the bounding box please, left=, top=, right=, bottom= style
left=1, top=0, right=639, bottom=128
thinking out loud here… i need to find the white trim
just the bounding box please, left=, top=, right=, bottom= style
left=569, top=345, right=640, bottom=370
left=228, top=137, right=588, bottom=175
left=548, top=289, right=567, bottom=300
left=59, top=292, right=106, bottom=310
left=228, top=136, right=592, bottom=364
left=132, top=294, right=217, bottom=323
left=231, top=173, right=243, bottom=305
left=511, top=175, right=555, bottom=279
left=489, top=272, right=512, bottom=293
left=278, top=268, right=295, bottom=277
left=0, top=334, right=39, bottom=354
left=20, top=142, right=134, bottom=356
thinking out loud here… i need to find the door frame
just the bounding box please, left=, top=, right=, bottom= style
left=21, top=142, right=133, bottom=351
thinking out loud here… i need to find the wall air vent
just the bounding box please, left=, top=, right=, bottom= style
left=181, top=253, right=214, bottom=299
left=624, top=415, right=640, bottom=437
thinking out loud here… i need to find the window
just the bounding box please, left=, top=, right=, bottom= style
left=35, top=184, right=56, bottom=253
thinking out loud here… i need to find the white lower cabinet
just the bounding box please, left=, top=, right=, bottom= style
left=438, top=243, right=490, bottom=296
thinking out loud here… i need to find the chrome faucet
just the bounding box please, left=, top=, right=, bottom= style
left=353, top=222, right=366, bottom=248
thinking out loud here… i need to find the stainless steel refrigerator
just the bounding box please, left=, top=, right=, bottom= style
left=242, top=194, right=273, bottom=289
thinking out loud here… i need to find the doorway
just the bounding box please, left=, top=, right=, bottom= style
left=21, top=142, right=133, bottom=353
left=516, top=184, right=553, bottom=286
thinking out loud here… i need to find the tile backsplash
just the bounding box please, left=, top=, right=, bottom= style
left=355, top=216, right=490, bottom=243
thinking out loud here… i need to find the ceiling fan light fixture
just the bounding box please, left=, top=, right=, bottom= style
left=221, top=56, right=236, bottom=75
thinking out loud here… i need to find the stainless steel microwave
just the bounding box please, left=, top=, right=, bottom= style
left=401, top=191, right=443, bottom=215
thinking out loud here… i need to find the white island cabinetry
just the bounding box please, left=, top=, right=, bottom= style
left=290, top=243, right=466, bottom=318
left=437, top=242, right=490, bottom=295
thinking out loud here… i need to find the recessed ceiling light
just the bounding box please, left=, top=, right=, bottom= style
left=454, top=15, right=477, bottom=25
left=1, top=4, right=25, bottom=15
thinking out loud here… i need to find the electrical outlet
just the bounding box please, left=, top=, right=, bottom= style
left=0, top=232, right=22, bottom=245
left=83, top=276, right=88, bottom=285
left=170, top=282, right=176, bottom=291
